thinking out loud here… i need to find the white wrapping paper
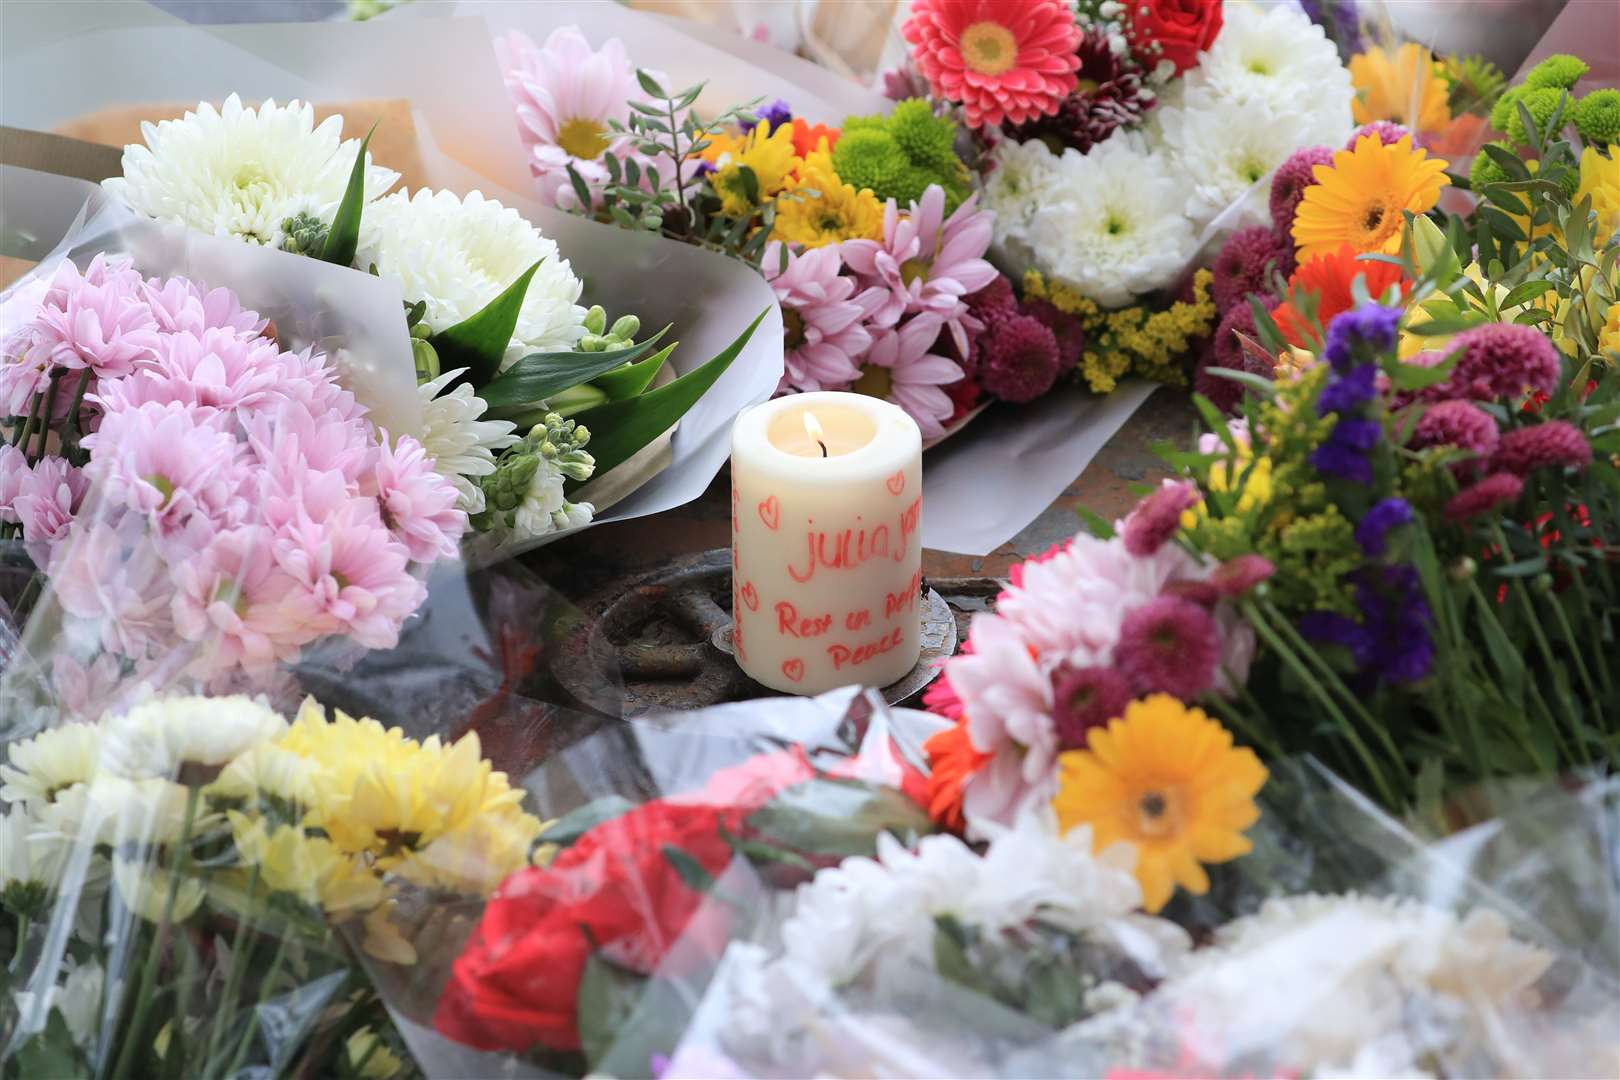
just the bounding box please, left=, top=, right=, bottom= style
left=0, top=1, right=785, bottom=540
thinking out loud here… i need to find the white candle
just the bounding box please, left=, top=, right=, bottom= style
left=730, top=391, right=923, bottom=695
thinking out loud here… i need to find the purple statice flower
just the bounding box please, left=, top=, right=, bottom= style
left=1298, top=0, right=1365, bottom=63
left=1301, top=564, right=1433, bottom=685
left=1311, top=417, right=1382, bottom=483
left=1347, top=122, right=1410, bottom=149
left=1321, top=304, right=1402, bottom=373
left=1317, top=363, right=1379, bottom=416
left=1355, top=497, right=1414, bottom=557
left=741, top=98, right=792, bottom=134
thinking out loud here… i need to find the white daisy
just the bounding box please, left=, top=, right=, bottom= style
left=1188, top=2, right=1353, bottom=123
left=417, top=367, right=520, bottom=515
left=359, top=189, right=587, bottom=368
left=104, top=94, right=399, bottom=248
left=100, top=695, right=285, bottom=781
left=112, top=855, right=206, bottom=923
left=0, top=808, right=68, bottom=904
left=1029, top=135, right=1198, bottom=308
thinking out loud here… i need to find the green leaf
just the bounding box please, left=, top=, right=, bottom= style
left=744, top=777, right=934, bottom=859
left=592, top=342, right=675, bottom=401
left=1390, top=351, right=1459, bottom=390
left=1493, top=555, right=1548, bottom=578
left=477, top=326, right=672, bottom=411
left=567, top=309, right=768, bottom=490
left=635, top=69, right=669, bottom=99
left=932, top=915, right=989, bottom=995
left=1407, top=314, right=1484, bottom=336
left=1192, top=393, right=1237, bottom=452
left=1481, top=143, right=1530, bottom=182
left=1201, top=367, right=1279, bottom=400
left=567, top=163, right=593, bottom=213
left=1501, top=279, right=1557, bottom=309
left=543, top=796, right=637, bottom=847
left=427, top=260, right=542, bottom=387
left=320, top=122, right=377, bottom=267
left=577, top=953, right=645, bottom=1071
left=1075, top=504, right=1115, bottom=540
left=14, top=1009, right=89, bottom=1079
left=662, top=844, right=718, bottom=893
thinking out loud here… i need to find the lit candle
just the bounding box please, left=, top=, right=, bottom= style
left=730, top=391, right=923, bottom=695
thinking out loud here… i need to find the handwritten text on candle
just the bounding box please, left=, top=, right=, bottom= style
left=787, top=495, right=921, bottom=583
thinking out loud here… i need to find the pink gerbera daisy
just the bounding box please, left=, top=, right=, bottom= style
left=902, top=0, right=1082, bottom=129
left=765, top=242, right=885, bottom=394
left=495, top=28, right=642, bottom=209
left=855, top=313, right=964, bottom=439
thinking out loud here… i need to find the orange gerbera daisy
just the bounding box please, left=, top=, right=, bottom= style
left=1052, top=695, right=1266, bottom=914
left=1291, top=134, right=1451, bottom=262
left=923, top=716, right=991, bottom=832
left=1349, top=43, right=1452, bottom=135
left=1272, top=244, right=1412, bottom=349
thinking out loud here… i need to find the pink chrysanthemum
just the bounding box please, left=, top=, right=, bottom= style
left=0, top=444, right=28, bottom=526
left=115, top=327, right=286, bottom=415
left=1492, top=421, right=1592, bottom=476
left=1347, top=122, right=1411, bottom=149
left=856, top=313, right=964, bottom=439
left=47, top=522, right=176, bottom=662
left=1444, top=471, right=1524, bottom=522
left=1197, top=300, right=1278, bottom=414
left=979, top=313, right=1060, bottom=403
left=140, top=277, right=267, bottom=338
left=765, top=242, right=885, bottom=394
left=245, top=399, right=375, bottom=489
left=842, top=187, right=998, bottom=355
left=1050, top=664, right=1132, bottom=750
left=1429, top=323, right=1562, bottom=404
left=1269, top=146, right=1335, bottom=235
left=170, top=524, right=303, bottom=675
left=1123, top=481, right=1201, bottom=557
left=13, top=455, right=88, bottom=565
left=29, top=258, right=162, bottom=380
left=495, top=28, right=642, bottom=208
left=1114, top=595, right=1222, bottom=700
left=902, top=0, right=1082, bottom=129
left=272, top=503, right=427, bottom=651
left=1410, top=398, right=1501, bottom=460
left=367, top=433, right=468, bottom=562
left=83, top=400, right=242, bottom=537
left=272, top=346, right=367, bottom=423
left=1211, top=226, right=1295, bottom=315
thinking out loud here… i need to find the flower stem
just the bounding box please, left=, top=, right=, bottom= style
left=109, top=784, right=201, bottom=1080
left=1490, top=525, right=1588, bottom=767
left=10, top=388, right=44, bottom=450
left=32, top=372, right=63, bottom=465
left=218, top=933, right=290, bottom=1079
left=201, top=865, right=261, bottom=1071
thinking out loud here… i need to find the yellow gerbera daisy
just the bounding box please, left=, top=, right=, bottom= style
left=708, top=123, right=800, bottom=218
left=1291, top=134, right=1451, bottom=262
left=1052, top=695, right=1267, bottom=914
left=1349, top=44, right=1452, bottom=135
left=1575, top=145, right=1620, bottom=244
left=772, top=147, right=883, bottom=248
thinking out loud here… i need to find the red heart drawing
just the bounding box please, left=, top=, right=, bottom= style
left=758, top=495, right=780, bottom=531
left=739, top=580, right=759, bottom=611
left=886, top=470, right=906, bottom=496
left=781, top=658, right=804, bottom=683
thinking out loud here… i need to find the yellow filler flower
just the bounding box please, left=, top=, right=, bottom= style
left=1292, top=134, right=1450, bottom=261
left=1052, top=695, right=1267, bottom=914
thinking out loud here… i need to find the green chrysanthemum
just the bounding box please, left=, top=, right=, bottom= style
left=1443, top=54, right=1507, bottom=112
left=831, top=101, right=970, bottom=211
left=887, top=98, right=960, bottom=173
left=1489, top=86, right=1525, bottom=134
left=1525, top=53, right=1590, bottom=91
left=1469, top=143, right=1512, bottom=191
left=1501, top=86, right=1567, bottom=145
left=1573, top=89, right=1620, bottom=147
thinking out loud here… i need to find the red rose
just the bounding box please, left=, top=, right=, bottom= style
left=1127, top=0, right=1223, bottom=75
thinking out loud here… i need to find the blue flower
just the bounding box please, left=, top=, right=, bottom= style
left=1322, top=303, right=1402, bottom=372
left=1310, top=416, right=1383, bottom=483
left=741, top=99, right=793, bottom=134
left=1317, top=363, right=1379, bottom=416
left=1355, top=498, right=1414, bottom=557
left=1301, top=565, right=1433, bottom=684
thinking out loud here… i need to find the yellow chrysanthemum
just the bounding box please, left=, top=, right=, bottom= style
left=1575, top=145, right=1620, bottom=244
left=708, top=123, right=800, bottom=217
left=1600, top=300, right=1620, bottom=358
left=1349, top=44, right=1453, bottom=135
left=227, top=813, right=384, bottom=914
left=1292, top=134, right=1451, bottom=261
left=772, top=148, right=883, bottom=248
left=1052, top=695, right=1267, bottom=914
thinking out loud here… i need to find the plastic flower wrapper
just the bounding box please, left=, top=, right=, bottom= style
left=332, top=685, right=946, bottom=1079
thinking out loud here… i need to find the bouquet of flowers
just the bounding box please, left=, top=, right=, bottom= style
left=0, top=690, right=541, bottom=1077
left=95, top=94, right=766, bottom=546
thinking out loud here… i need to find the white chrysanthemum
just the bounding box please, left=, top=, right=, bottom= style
left=11, top=960, right=104, bottom=1049
left=100, top=695, right=285, bottom=780
left=512, top=456, right=594, bottom=540
left=1029, top=136, right=1197, bottom=308
left=1160, top=893, right=1554, bottom=1072
left=1189, top=2, right=1353, bottom=123
left=33, top=776, right=202, bottom=848
left=0, top=808, right=68, bottom=898
left=205, top=742, right=317, bottom=808
left=360, top=189, right=587, bottom=367
left=0, top=724, right=101, bottom=808
left=417, top=367, right=520, bottom=514
left=983, top=136, right=1062, bottom=246
left=1155, top=90, right=1339, bottom=229
left=103, top=94, right=399, bottom=248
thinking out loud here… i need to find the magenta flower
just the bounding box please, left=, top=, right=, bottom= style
left=366, top=433, right=467, bottom=562
left=978, top=313, right=1060, bottom=403
left=170, top=524, right=303, bottom=675
left=1410, top=399, right=1500, bottom=475
left=765, top=242, right=885, bottom=394
left=1210, top=225, right=1295, bottom=315
left=1492, top=421, right=1592, bottom=476
left=1049, top=665, right=1131, bottom=750
left=1444, top=471, right=1524, bottom=522
left=1428, top=323, right=1561, bottom=404
left=272, top=504, right=427, bottom=650
left=1114, top=595, right=1222, bottom=700
left=841, top=186, right=998, bottom=355
left=1123, top=481, right=1201, bottom=557
left=857, top=313, right=964, bottom=439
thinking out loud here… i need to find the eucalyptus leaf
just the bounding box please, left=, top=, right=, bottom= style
left=566, top=309, right=767, bottom=490
left=428, top=260, right=541, bottom=387
left=319, top=122, right=377, bottom=267
left=477, top=326, right=671, bottom=410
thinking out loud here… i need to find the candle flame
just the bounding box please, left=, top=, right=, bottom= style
left=804, top=410, right=828, bottom=457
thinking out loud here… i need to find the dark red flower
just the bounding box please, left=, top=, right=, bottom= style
left=1125, top=0, right=1224, bottom=75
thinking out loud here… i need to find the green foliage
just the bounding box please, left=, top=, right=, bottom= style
left=1572, top=88, right=1620, bottom=146
left=831, top=99, right=971, bottom=211
left=426, top=261, right=541, bottom=387
left=320, top=123, right=375, bottom=267
left=1469, top=142, right=1513, bottom=190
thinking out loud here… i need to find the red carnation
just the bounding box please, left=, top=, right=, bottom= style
left=1125, top=0, right=1224, bottom=76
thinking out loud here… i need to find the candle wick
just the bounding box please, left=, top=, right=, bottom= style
left=817, top=439, right=828, bottom=458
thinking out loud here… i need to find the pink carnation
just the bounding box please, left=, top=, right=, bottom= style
left=367, top=434, right=467, bottom=562
left=1114, top=596, right=1222, bottom=700
left=1444, top=471, right=1524, bottom=522
left=1492, top=421, right=1592, bottom=476
left=1123, top=481, right=1201, bottom=557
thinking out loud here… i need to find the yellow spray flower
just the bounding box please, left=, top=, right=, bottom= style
left=772, top=148, right=883, bottom=248
left=1575, top=145, right=1620, bottom=243
left=1349, top=44, right=1453, bottom=135
left=707, top=123, right=800, bottom=217
left=1053, top=695, right=1267, bottom=914
left=1599, top=300, right=1620, bottom=358
left=1293, top=135, right=1450, bottom=261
